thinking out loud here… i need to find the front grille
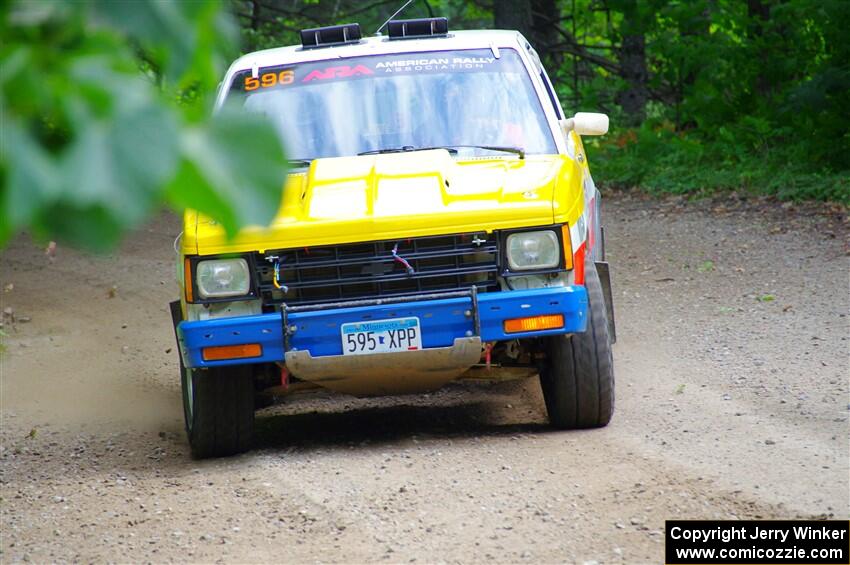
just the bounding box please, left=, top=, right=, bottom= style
left=254, top=232, right=500, bottom=308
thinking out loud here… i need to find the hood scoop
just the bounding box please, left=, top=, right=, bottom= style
left=305, top=150, right=457, bottom=220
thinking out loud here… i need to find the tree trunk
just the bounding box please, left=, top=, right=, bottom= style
left=530, top=0, right=562, bottom=68
left=617, top=34, right=649, bottom=125
left=616, top=1, right=649, bottom=126
left=747, top=0, right=772, bottom=95
left=493, top=0, right=533, bottom=38
left=677, top=1, right=714, bottom=129
left=747, top=0, right=770, bottom=26
left=250, top=0, right=262, bottom=31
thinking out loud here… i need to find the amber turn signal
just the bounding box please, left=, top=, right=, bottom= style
left=184, top=258, right=194, bottom=302
left=503, top=314, right=565, bottom=334
left=202, top=343, right=262, bottom=361
left=561, top=225, right=573, bottom=270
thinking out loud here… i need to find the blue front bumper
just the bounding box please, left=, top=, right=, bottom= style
left=177, top=286, right=588, bottom=369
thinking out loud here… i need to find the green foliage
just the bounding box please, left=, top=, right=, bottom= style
left=235, top=0, right=848, bottom=203
left=2, top=0, right=847, bottom=254
left=0, top=0, right=288, bottom=251
left=590, top=123, right=849, bottom=204
left=548, top=0, right=848, bottom=203
left=697, top=260, right=715, bottom=273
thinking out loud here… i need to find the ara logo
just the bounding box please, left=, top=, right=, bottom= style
left=302, top=65, right=374, bottom=82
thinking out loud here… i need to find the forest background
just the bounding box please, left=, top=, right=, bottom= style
left=2, top=0, right=847, bottom=251
left=237, top=0, right=849, bottom=203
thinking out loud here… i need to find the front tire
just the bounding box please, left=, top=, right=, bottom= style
left=539, top=261, right=614, bottom=428
left=181, top=365, right=254, bottom=459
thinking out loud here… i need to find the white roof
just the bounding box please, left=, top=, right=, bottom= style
left=227, top=29, right=528, bottom=75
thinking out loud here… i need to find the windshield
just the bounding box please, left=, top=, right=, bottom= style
left=227, top=48, right=557, bottom=160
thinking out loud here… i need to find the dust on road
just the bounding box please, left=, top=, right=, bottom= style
left=1, top=193, right=848, bottom=563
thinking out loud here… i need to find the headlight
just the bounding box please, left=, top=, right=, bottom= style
left=196, top=258, right=251, bottom=298
left=506, top=230, right=560, bottom=271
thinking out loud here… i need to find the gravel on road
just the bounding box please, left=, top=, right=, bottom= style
left=1, top=192, right=847, bottom=563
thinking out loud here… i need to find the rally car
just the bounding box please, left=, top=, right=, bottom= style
left=171, top=18, right=615, bottom=458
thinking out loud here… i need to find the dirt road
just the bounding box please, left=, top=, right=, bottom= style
left=1, top=193, right=848, bottom=563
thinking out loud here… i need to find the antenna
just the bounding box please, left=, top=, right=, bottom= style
left=375, top=0, right=415, bottom=35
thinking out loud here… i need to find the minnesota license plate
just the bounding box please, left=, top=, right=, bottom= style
left=340, top=317, right=422, bottom=356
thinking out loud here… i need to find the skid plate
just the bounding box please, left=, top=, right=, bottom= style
left=285, top=337, right=482, bottom=396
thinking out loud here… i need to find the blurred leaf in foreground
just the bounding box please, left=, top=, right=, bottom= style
left=0, top=0, right=287, bottom=251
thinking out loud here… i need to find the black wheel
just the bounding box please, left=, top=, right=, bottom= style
left=181, top=364, right=254, bottom=459
left=539, top=260, right=614, bottom=428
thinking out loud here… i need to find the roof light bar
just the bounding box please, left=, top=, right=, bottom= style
left=387, top=17, right=449, bottom=40
left=300, top=23, right=362, bottom=49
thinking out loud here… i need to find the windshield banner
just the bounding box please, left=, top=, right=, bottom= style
left=233, top=49, right=505, bottom=93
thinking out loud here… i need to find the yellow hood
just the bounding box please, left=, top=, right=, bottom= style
left=184, top=150, right=579, bottom=255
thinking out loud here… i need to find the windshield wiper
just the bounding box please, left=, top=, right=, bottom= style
left=288, top=158, right=314, bottom=167
left=433, top=145, right=525, bottom=159
left=357, top=146, right=426, bottom=156
left=357, top=145, right=525, bottom=159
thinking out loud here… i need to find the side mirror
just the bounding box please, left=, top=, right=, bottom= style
left=560, top=112, right=609, bottom=136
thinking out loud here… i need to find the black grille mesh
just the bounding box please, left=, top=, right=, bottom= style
left=254, top=232, right=499, bottom=308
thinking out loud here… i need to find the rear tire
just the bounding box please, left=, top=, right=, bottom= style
left=539, top=261, right=614, bottom=428
left=181, top=365, right=254, bottom=459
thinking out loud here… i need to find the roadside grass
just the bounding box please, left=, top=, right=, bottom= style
left=587, top=126, right=850, bottom=205
left=697, top=260, right=715, bottom=273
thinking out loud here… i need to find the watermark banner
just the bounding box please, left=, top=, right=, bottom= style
left=665, top=520, right=849, bottom=564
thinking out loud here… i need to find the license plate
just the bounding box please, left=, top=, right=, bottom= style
left=340, top=317, right=422, bottom=356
